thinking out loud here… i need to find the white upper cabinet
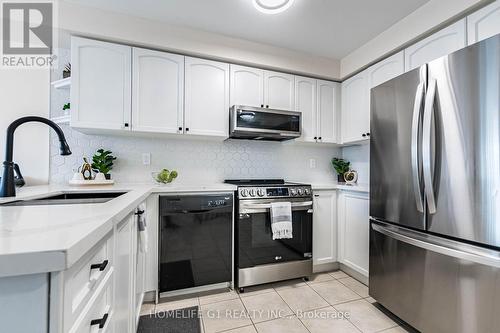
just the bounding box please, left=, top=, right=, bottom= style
left=338, top=192, right=369, bottom=277
left=264, top=71, right=295, bottom=110
left=341, top=70, right=369, bottom=143
left=405, top=19, right=467, bottom=71
left=313, top=190, right=337, bottom=266
left=230, top=65, right=264, bottom=107
left=71, top=37, right=131, bottom=131
left=367, top=51, right=405, bottom=88
left=467, top=0, right=500, bottom=45
left=317, top=80, right=340, bottom=144
left=132, top=48, right=184, bottom=134
left=295, top=76, right=317, bottom=142
left=184, top=57, right=230, bottom=138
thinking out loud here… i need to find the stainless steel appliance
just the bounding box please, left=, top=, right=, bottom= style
left=229, top=105, right=301, bottom=141
left=225, top=179, right=313, bottom=292
left=158, top=194, right=233, bottom=296
left=370, top=34, right=500, bottom=333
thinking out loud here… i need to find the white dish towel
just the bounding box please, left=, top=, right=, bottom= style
left=270, top=201, right=293, bottom=240
left=136, top=203, right=148, bottom=253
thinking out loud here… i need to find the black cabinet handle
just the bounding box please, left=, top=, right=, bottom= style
left=90, top=313, right=109, bottom=329
left=124, top=123, right=129, bottom=128
left=362, top=133, right=366, bottom=137
left=318, top=137, right=322, bottom=140
left=260, top=104, right=264, bottom=108
left=90, top=259, right=108, bottom=272
left=266, top=105, right=269, bottom=108
left=185, top=128, right=189, bottom=132
left=178, top=127, right=182, bottom=131
left=313, top=137, right=317, bottom=140
left=366, top=133, right=370, bottom=136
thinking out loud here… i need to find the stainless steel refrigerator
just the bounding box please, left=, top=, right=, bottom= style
left=369, top=34, right=500, bottom=333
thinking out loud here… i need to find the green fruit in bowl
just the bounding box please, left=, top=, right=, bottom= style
left=153, top=169, right=178, bottom=184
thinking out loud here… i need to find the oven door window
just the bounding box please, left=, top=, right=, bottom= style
left=238, top=210, right=312, bottom=268
left=236, top=110, right=300, bottom=132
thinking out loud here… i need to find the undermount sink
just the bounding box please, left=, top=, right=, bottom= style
left=1, top=191, right=128, bottom=206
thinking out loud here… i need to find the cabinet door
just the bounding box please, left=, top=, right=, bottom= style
left=71, top=37, right=131, bottom=131
left=338, top=192, right=369, bottom=277
left=467, top=1, right=500, bottom=45
left=230, top=65, right=264, bottom=107
left=264, top=71, right=295, bottom=110
left=313, top=190, right=337, bottom=266
left=341, top=71, right=369, bottom=143
left=184, top=57, right=230, bottom=138
left=295, top=76, right=317, bottom=142
left=132, top=48, right=184, bottom=134
left=317, top=80, right=340, bottom=144
left=114, top=215, right=134, bottom=333
left=367, top=51, right=404, bottom=88
left=405, top=19, right=466, bottom=71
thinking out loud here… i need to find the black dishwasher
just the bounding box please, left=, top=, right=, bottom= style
left=159, top=194, right=233, bottom=293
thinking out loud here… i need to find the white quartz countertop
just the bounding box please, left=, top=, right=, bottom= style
left=0, top=182, right=236, bottom=277
left=291, top=181, right=369, bottom=193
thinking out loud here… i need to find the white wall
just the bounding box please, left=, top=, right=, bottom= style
left=340, top=0, right=490, bottom=77
left=57, top=0, right=340, bottom=80
left=0, top=67, right=50, bottom=185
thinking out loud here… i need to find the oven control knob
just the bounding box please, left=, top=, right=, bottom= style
left=297, top=188, right=304, bottom=196
left=304, top=188, right=311, bottom=195
left=257, top=189, right=266, bottom=197
left=249, top=189, right=257, bottom=197
left=241, top=189, right=249, bottom=197
left=290, top=188, right=297, bottom=196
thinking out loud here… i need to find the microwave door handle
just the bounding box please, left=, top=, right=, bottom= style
left=411, top=82, right=425, bottom=213
left=422, top=78, right=437, bottom=214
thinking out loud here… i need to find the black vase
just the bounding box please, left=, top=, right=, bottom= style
left=104, top=174, right=111, bottom=180
left=337, top=174, right=345, bottom=183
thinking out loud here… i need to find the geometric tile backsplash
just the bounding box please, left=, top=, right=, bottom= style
left=50, top=126, right=342, bottom=184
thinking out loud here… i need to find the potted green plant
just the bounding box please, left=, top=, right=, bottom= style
left=331, top=158, right=351, bottom=183
left=62, top=102, right=70, bottom=115
left=92, top=149, right=116, bottom=180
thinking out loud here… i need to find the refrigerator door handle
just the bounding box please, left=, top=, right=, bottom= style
left=371, top=222, right=500, bottom=268
left=422, top=78, right=437, bottom=214
left=411, top=82, right=425, bottom=212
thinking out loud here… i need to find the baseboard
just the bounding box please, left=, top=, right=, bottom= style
left=340, top=263, right=368, bottom=285
left=313, top=262, right=339, bottom=273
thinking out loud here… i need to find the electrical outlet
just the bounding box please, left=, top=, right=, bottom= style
left=309, top=158, right=316, bottom=169
left=142, top=153, right=151, bottom=165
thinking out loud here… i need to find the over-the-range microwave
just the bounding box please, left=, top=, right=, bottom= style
left=229, top=105, right=302, bottom=141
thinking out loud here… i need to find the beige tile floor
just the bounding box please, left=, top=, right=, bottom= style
left=141, top=270, right=414, bottom=333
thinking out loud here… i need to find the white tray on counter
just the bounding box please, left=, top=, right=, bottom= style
left=69, top=179, right=115, bottom=186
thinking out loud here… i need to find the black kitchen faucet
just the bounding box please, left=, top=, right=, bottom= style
left=0, top=116, right=72, bottom=197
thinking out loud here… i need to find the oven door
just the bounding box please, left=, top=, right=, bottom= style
left=229, top=105, right=301, bottom=140
left=237, top=199, right=313, bottom=269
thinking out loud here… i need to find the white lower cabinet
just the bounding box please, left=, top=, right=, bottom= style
left=113, top=214, right=136, bottom=333
left=338, top=191, right=370, bottom=278
left=312, top=190, right=337, bottom=266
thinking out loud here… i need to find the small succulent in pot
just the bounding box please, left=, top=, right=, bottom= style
left=331, top=158, right=351, bottom=183
left=63, top=63, right=71, bottom=78
left=92, top=149, right=116, bottom=180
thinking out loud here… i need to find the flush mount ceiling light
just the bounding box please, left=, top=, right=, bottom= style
left=253, top=0, right=295, bottom=14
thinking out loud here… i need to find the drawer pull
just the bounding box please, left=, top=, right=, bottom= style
left=90, top=260, right=109, bottom=272
left=90, top=313, right=109, bottom=329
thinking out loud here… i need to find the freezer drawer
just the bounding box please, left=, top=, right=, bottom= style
left=370, top=220, right=500, bottom=333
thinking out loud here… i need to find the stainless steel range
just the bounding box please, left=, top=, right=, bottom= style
left=225, top=179, right=313, bottom=292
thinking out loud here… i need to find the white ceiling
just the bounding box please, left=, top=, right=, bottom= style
left=65, top=0, right=430, bottom=60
